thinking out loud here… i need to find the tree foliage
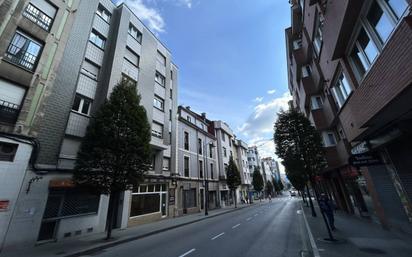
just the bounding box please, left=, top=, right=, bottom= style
left=252, top=166, right=264, bottom=192
left=266, top=180, right=274, bottom=195
left=274, top=108, right=326, bottom=182
left=226, top=156, right=241, bottom=190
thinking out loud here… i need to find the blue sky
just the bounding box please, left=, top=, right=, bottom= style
left=116, top=0, right=291, bottom=161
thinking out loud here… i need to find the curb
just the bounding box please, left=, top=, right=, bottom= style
left=64, top=203, right=261, bottom=257
left=300, top=203, right=321, bottom=257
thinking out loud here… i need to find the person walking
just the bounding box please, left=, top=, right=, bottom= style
left=319, top=193, right=336, bottom=230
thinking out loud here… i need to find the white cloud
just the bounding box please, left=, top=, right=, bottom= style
left=120, top=0, right=165, bottom=34
left=254, top=97, right=264, bottom=103
left=267, top=89, right=276, bottom=95
left=179, top=0, right=192, bottom=8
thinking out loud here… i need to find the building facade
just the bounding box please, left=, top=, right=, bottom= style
left=233, top=139, right=250, bottom=203
left=0, top=0, right=179, bottom=250
left=286, top=0, right=412, bottom=234
left=176, top=106, right=219, bottom=215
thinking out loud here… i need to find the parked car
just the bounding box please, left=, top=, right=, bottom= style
left=290, top=190, right=297, bottom=197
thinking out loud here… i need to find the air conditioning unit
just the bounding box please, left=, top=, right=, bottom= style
left=0, top=142, right=18, bottom=162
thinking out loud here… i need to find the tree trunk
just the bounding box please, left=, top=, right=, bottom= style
left=234, top=190, right=237, bottom=208
left=306, top=185, right=317, bottom=217
left=106, top=191, right=118, bottom=240
left=301, top=190, right=308, bottom=206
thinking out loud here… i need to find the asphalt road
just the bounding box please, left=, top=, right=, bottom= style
left=89, top=197, right=302, bottom=257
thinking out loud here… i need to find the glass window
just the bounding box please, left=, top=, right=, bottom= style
left=89, top=30, right=106, bottom=49
left=223, top=147, right=227, bottom=157
left=125, top=47, right=139, bottom=67
left=184, top=156, right=190, bottom=177
left=163, top=158, right=170, bottom=170
left=311, top=95, right=323, bottom=110
left=184, top=132, right=189, bottom=150
left=358, top=28, right=379, bottom=65
left=209, top=144, right=213, bottom=158
left=155, top=71, right=166, bottom=87
left=199, top=160, right=203, bottom=178
left=81, top=60, right=100, bottom=80
left=331, top=72, right=353, bottom=108
left=153, top=95, right=164, bottom=110
left=23, top=2, right=55, bottom=31
left=128, top=23, right=142, bottom=43
left=198, top=138, right=202, bottom=155
left=157, top=51, right=166, bottom=66
left=96, top=4, right=111, bottom=23
left=72, top=94, right=92, bottom=115
left=385, top=0, right=408, bottom=18
left=4, top=31, right=43, bottom=71
left=210, top=163, right=214, bottom=179
left=151, top=122, right=163, bottom=139
left=302, top=65, right=311, bottom=78
left=314, top=14, right=324, bottom=54
left=187, top=116, right=191, bottom=122
left=130, top=194, right=160, bottom=217
left=222, top=133, right=225, bottom=141
left=367, top=2, right=394, bottom=44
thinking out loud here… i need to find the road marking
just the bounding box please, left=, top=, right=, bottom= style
left=179, top=248, right=196, bottom=257
left=246, top=217, right=252, bottom=221
left=211, top=232, right=225, bottom=240
left=232, top=223, right=241, bottom=229
left=254, top=213, right=258, bottom=216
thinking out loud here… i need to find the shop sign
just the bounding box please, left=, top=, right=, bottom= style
left=168, top=189, right=175, bottom=205
left=0, top=200, right=10, bottom=212
left=351, top=141, right=370, bottom=155
left=349, top=153, right=382, bottom=167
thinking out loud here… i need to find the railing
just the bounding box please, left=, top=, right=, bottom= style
left=22, top=3, right=53, bottom=31
left=0, top=100, right=20, bottom=124
left=151, top=130, right=163, bottom=139
left=4, top=43, right=39, bottom=71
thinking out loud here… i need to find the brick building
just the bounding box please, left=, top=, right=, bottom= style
left=286, top=0, right=412, bottom=234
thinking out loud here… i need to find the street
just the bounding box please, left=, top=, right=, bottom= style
left=90, top=197, right=301, bottom=257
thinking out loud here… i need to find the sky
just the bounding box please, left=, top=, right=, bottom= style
left=115, top=0, right=292, bottom=168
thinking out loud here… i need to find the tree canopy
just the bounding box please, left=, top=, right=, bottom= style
left=226, top=156, right=242, bottom=190
left=252, top=166, right=264, bottom=192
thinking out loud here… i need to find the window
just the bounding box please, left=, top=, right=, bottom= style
left=184, top=132, right=189, bottom=150
left=72, top=94, right=92, bottom=115
left=331, top=72, right=353, bottom=108
left=183, top=189, right=197, bottom=208
left=385, top=0, right=408, bottom=18
left=199, top=160, right=204, bottom=178
left=122, top=74, right=137, bottom=87
left=157, top=51, right=166, bottom=66
left=222, top=133, right=225, bottom=141
left=169, top=109, right=172, bottom=121
left=223, top=147, right=227, bottom=157
left=302, top=65, right=312, bottom=78
left=170, top=89, right=173, bottom=99
left=187, top=116, right=191, bottom=122
left=4, top=31, right=43, bottom=71
left=367, top=1, right=394, bottom=44
left=163, top=157, right=170, bottom=171
left=209, top=144, right=213, bottom=158
left=152, top=122, right=163, bottom=139
left=96, top=4, right=111, bottom=23
left=23, top=1, right=56, bottom=31
left=0, top=142, right=18, bottom=162
left=198, top=138, right=202, bottom=155
left=81, top=60, right=100, bottom=80
left=130, top=194, right=160, bottom=216
left=184, top=156, right=190, bottom=177
left=151, top=155, right=156, bottom=170
left=125, top=47, right=139, bottom=67
left=311, top=95, right=323, bottom=110
left=89, top=30, right=106, bottom=49
left=314, top=13, right=324, bottom=54
left=323, top=132, right=337, bottom=147
left=229, top=139, right=232, bottom=147
left=210, top=163, right=214, bottom=179
left=293, top=38, right=302, bottom=50
left=153, top=95, right=164, bottom=111
left=0, top=79, right=25, bottom=124
left=155, top=71, right=166, bottom=87
left=128, top=23, right=142, bottom=43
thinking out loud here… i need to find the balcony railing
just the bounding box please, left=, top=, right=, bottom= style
left=22, top=3, right=53, bottom=31
left=4, top=44, right=39, bottom=71
left=0, top=100, right=20, bottom=124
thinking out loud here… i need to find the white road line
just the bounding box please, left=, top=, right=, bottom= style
left=211, top=232, right=225, bottom=240
left=254, top=214, right=258, bottom=216
left=246, top=217, right=252, bottom=221
left=179, top=248, right=196, bottom=257
left=232, top=223, right=241, bottom=229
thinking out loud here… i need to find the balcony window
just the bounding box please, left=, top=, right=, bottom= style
left=163, top=157, right=170, bottom=171
left=157, top=51, right=166, bottom=66
left=125, top=47, right=140, bottom=67
left=153, top=95, right=164, bottom=111
left=331, top=72, right=352, bottom=108
left=0, top=79, right=25, bottom=124
left=184, top=131, right=189, bottom=150
left=293, top=38, right=302, bottom=50
left=385, top=0, right=408, bottom=19
left=152, top=122, right=163, bottom=139
left=23, top=1, right=56, bottom=31
left=72, top=94, right=92, bottom=115
left=81, top=60, right=100, bottom=80
left=96, top=4, right=111, bottom=23
left=128, top=23, right=142, bottom=43
left=314, top=13, right=324, bottom=54
left=4, top=31, right=43, bottom=71
left=310, top=95, right=323, bottom=110
left=155, top=71, right=166, bottom=87
left=302, top=65, right=312, bottom=78
left=367, top=1, right=395, bottom=44
left=89, top=30, right=106, bottom=49
left=323, top=132, right=337, bottom=147
left=184, top=156, right=190, bottom=177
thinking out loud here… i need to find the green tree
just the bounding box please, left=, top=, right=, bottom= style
left=226, top=156, right=242, bottom=208
left=252, top=167, right=264, bottom=201
left=274, top=108, right=326, bottom=217
left=74, top=81, right=152, bottom=239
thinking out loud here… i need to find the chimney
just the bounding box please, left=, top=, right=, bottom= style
left=186, top=106, right=191, bottom=110
left=201, top=112, right=206, bottom=119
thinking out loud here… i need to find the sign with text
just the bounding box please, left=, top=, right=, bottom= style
left=349, top=153, right=382, bottom=167
left=168, top=189, right=175, bottom=205
left=0, top=200, right=10, bottom=212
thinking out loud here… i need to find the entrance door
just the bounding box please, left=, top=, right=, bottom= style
left=37, top=194, right=63, bottom=242
left=161, top=193, right=167, bottom=217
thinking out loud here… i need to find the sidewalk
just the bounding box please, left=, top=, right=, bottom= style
left=302, top=201, right=412, bottom=257
left=0, top=201, right=264, bottom=257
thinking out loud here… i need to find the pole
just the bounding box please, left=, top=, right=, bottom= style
left=306, top=184, right=317, bottom=217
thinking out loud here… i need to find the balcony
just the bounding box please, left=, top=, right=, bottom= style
left=291, top=4, right=303, bottom=35
left=324, top=140, right=350, bottom=170
left=0, top=100, right=20, bottom=124
left=309, top=108, right=328, bottom=130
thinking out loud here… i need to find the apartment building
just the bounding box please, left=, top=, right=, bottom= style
left=212, top=120, right=234, bottom=206
left=0, top=0, right=179, bottom=249
left=177, top=106, right=219, bottom=215
left=286, top=0, right=412, bottom=233
left=232, top=138, right=250, bottom=203
left=261, top=157, right=281, bottom=183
